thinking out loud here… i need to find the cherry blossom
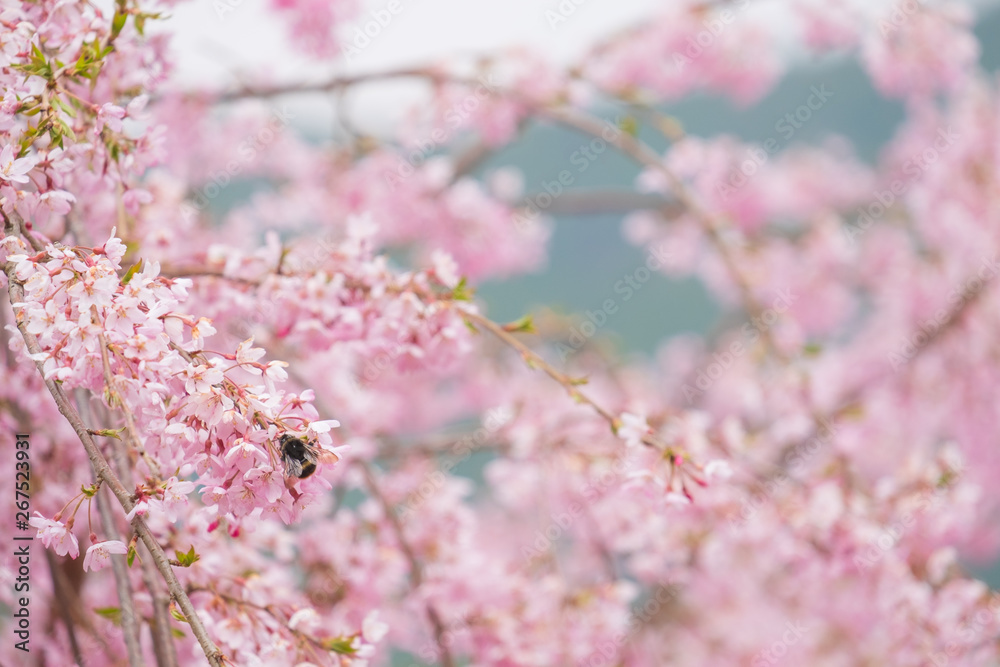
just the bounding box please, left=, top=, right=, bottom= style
left=28, top=512, right=80, bottom=559
left=1, top=0, right=999, bottom=665
left=0, top=145, right=35, bottom=184
left=83, top=540, right=128, bottom=572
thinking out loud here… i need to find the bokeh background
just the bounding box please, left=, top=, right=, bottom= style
left=160, top=0, right=1000, bottom=592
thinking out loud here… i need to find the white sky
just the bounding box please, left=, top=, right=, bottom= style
left=162, top=0, right=1000, bottom=134
left=162, top=0, right=660, bottom=133
left=168, top=0, right=660, bottom=81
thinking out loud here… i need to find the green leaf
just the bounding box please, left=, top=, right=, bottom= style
left=54, top=117, right=76, bottom=142
left=111, top=11, right=128, bottom=40
left=451, top=277, right=474, bottom=301
left=52, top=95, right=78, bottom=118
left=321, top=637, right=357, bottom=655
left=618, top=115, right=640, bottom=138
left=30, top=43, right=45, bottom=65
left=126, top=545, right=136, bottom=568
left=174, top=545, right=200, bottom=567
left=121, top=259, right=144, bottom=285
left=169, top=604, right=188, bottom=624
left=74, top=51, right=89, bottom=73
left=502, top=315, right=535, bottom=334
left=802, top=342, right=823, bottom=357
left=838, top=403, right=865, bottom=420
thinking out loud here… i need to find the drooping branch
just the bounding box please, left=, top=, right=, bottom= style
left=91, top=395, right=180, bottom=667
left=75, top=390, right=146, bottom=667
left=3, top=260, right=224, bottom=667
left=214, top=67, right=440, bottom=103
left=458, top=309, right=670, bottom=451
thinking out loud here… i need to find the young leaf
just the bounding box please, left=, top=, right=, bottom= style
left=121, top=259, right=144, bottom=285
left=502, top=315, right=536, bottom=334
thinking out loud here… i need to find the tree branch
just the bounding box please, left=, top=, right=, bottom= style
left=44, top=549, right=86, bottom=666
left=458, top=309, right=670, bottom=451
left=214, top=67, right=439, bottom=103
left=360, top=463, right=455, bottom=667
left=75, top=390, right=146, bottom=667
left=539, top=106, right=785, bottom=358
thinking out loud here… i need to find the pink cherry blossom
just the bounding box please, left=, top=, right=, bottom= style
left=0, top=144, right=35, bottom=184
left=96, top=103, right=126, bottom=133
left=28, top=512, right=79, bottom=559
left=617, top=412, right=652, bottom=447
left=83, top=540, right=128, bottom=572
left=2, top=1, right=1000, bottom=666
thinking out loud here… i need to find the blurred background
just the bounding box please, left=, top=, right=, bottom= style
left=160, top=0, right=1000, bottom=589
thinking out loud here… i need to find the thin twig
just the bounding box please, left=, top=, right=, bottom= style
left=98, top=332, right=162, bottom=479
left=44, top=549, right=87, bottom=666
left=137, top=541, right=182, bottom=667
left=539, top=107, right=784, bottom=358
left=76, top=390, right=146, bottom=667
left=214, top=67, right=438, bottom=103
left=360, top=463, right=455, bottom=667
left=99, top=399, right=181, bottom=667
left=1, top=207, right=45, bottom=252
left=187, top=587, right=330, bottom=664
left=459, top=309, right=668, bottom=450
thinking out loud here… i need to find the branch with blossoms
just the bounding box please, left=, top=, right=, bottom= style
left=2, top=231, right=225, bottom=665
left=207, top=62, right=785, bottom=361
left=4, top=0, right=1000, bottom=664
left=186, top=585, right=388, bottom=666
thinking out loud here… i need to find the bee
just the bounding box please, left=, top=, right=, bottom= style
left=279, top=434, right=339, bottom=480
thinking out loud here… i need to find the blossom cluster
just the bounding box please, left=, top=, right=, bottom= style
left=1, top=0, right=999, bottom=665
